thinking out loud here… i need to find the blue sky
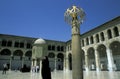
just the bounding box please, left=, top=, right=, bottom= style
left=0, top=0, right=120, bottom=41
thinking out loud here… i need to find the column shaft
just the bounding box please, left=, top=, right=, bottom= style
left=34, top=59, right=37, bottom=66
left=22, top=56, right=25, bottom=68
left=39, top=60, right=42, bottom=78
left=94, top=49, right=101, bottom=71
left=106, top=47, right=115, bottom=71
left=9, top=56, right=12, bottom=70
left=71, top=19, right=83, bottom=79
left=65, top=58, right=69, bottom=71
left=85, top=54, right=89, bottom=71
left=54, top=56, right=57, bottom=71
left=72, top=34, right=83, bottom=79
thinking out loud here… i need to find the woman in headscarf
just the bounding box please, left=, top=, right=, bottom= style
left=41, top=56, right=51, bottom=79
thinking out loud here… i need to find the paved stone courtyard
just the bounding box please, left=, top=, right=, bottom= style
left=0, top=70, right=120, bottom=79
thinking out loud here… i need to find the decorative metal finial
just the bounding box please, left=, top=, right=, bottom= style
left=64, top=5, right=85, bottom=25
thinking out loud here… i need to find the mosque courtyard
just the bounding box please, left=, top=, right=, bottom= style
left=0, top=70, right=120, bottom=79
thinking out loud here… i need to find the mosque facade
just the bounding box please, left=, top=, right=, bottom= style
left=0, top=16, right=120, bottom=71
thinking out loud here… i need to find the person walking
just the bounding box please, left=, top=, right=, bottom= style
left=2, top=63, right=8, bottom=74
left=41, top=56, right=51, bottom=79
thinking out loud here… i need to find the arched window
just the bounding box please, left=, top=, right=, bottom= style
left=14, top=41, right=19, bottom=47
left=26, top=43, right=32, bottom=48
left=86, top=37, right=89, bottom=45
left=100, top=32, right=105, bottom=41
left=25, top=51, right=32, bottom=57
left=57, top=46, right=60, bottom=51
left=48, top=45, right=51, bottom=50
left=61, top=46, right=64, bottom=51
left=82, top=39, right=84, bottom=46
left=20, top=42, right=24, bottom=48
left=2, top=40, right=7, bottom=46
left=90, top=36, right=94, bottom=44
left=96, top=34, right=99, bottom=43
left=7, top=40, right=12, bottom=47
left=52, top=45, right=55, bottom=50
left=0, top=49, right=11, bottom=55
left=57, top=53, right=64, bottom=61
left=13, top=50, right=23, bottom=56
left=107, top=29, right=112, bottom=39
left=48, top=52, right=55, bottom=58
left=113, top=27, right=119, bottom=37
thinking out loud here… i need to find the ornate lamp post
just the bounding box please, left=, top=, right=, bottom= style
left=64, top=5, right=85, bottom=79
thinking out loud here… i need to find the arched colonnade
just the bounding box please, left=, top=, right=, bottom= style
left=0, top=48, right=32, bottom=70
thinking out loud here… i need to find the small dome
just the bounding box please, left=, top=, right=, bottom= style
left=34, top=38, right=46, bottom=45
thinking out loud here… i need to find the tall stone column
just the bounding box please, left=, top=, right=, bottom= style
left=39, top=59, right=42, bottom=78
left=71, top=19, right=83, bottom=79
left=118, top=25, right=120, bottom=35
left=54, top=55, right=57, bottom=71
left=34, top=59, right=37, bottom=67
left=22, top=55, right=25, bottom=68
left=84, top=49, right=89, bottom=71
left=64, top=53, right=70, bottom=71
left=106, top=46, right=115, bottom=71
left=32, top=59, right=34, bottom=67
left=64, top=5, right=85, bottom=79
left=63, top=57, right=66, bottom=71
left=9, top=55, right=13, bottom=70
left=94, top=48, right=101, bottom=71
left=31, top=59, right=34, bottom=72
left=63, top=54, right=67, bottom=71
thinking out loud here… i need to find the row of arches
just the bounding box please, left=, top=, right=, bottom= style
left=48, top=45, right=64, bottom=51
left=48, top=52, right=64, bottom=70
left=86, top=41, right=120, bottom=58
left=1, top=40, right=32, bottom=49
left=0, top=49, right=32, bottom=57
left=0, top=49, right=32, bottom=70
left=67, top=41, right=120, bottom=71
left=81, top=26, right=119, bottom=47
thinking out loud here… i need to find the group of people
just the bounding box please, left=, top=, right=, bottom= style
left=31, top=65, right=39, bottom=73
left=20, top=64, right=30, bottom=72
left=2, top=56, right=51, bottom=79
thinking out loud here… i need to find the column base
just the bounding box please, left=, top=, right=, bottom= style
left=64, top=69, right=70, bottom=72
left=96, top=68, right=100, bottom=72
left=54, top=69, right=57, bottom=72
left=108, top=67, right=115, bottom=71
left=85, top=67, right=89, bottom=72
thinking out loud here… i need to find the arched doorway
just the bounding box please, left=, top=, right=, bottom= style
left=110, top=41, right=120, bottom=70
left=12, top=50, right=23, bottom=70
left=57, top=53, right=64, bottom=70
left=0, top=49, right=11, bottom=70
left=25, top=51, right=32, bottom=68
left=97, top=44, right=107, bottom=70
left=87, top=47, right=95, bottom=70
left=48, top=52, right=55, bottom=71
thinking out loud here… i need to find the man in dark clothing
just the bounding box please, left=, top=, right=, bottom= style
left=41, top=56, right=51, bottom=79
left=2, top=63, right=7, bottom=74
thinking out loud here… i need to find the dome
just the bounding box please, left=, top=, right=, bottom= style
left=34, top=38, right=46, bottom=45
